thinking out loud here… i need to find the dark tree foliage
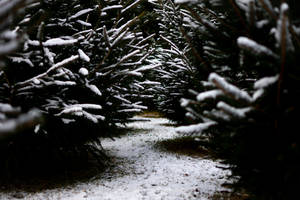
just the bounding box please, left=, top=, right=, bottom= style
left=144, top=0, right=203, bottom=123
left=157, top=0, right=300, bottom=199
left=0, top=0, right=155, bottom=178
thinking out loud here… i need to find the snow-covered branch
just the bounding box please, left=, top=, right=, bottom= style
left=209, top=73, right=253, bottom=103
left=176, top=121, right=216, bottom=135
left=16, top=55, right=79, bottom=87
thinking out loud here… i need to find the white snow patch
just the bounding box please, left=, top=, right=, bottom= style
left=76, top=20, right=92, bottom=27
left=78, top=49, right=90, bottom=62
left=86, top=84, right=102, bottom=96
left=79, top=67, right=89, bottom=76
left=217, top=102, right=251, bottom=119
left=196, top=89, right=223, bottom=102
left=43, top=38, right=78, bottom=46
left=254, top=75, right=279, bottom=89
left=69, top=8, right=94, bottom=20
left=101, top=5, right=123, bottom=12
left=237, top=36, right=278, bottom=58
left=174, top=0, right=198, bottom=4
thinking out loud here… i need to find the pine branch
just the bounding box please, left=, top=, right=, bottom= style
left=16, top=55, right=79, bottom=87
left=179, top=26, right=211, bottom=75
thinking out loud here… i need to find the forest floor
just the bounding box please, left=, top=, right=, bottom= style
left=0, top=116, right=240, bottom=200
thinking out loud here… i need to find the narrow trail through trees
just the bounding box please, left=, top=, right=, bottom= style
left=0, top=117, right=232, bottom=200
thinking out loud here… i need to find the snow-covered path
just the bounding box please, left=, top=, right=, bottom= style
left=1, top=117, right=232, bottom=200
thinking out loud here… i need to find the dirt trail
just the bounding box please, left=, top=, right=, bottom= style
left=0, top=117, right=231, bottom=200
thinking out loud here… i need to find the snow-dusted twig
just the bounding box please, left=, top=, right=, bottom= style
left=121, top=0, right=143, bottom=14
left=237, top=36, right=278, bottom=58
left=28, top=38, right=78, bottom=47
left=16, top=55, right=79, bottom=87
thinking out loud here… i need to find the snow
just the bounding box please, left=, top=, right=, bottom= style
left=26, top=2, right=40, bottom=9
left=76, top=20, right=92, bottom=27
left=140, top=80, right=161, bottom=85
left=44, top=47, right=55, bottom=65
left=237, top=37, right=278, bottom=58
left=256, top=19, right=269, bottom=29
left=69, top=8, right=94, bottom=20
left=0, top=117, right=232, bottom=199
left=74, top=104, right=102, bottom=110
left=0, top=0, right=23, bottom=18
left=101, top=5, right=123, bottom=12
left=121, top=0, right=143, bottom=14
left=9, top=57, right=34, bottom=67
left=252, top=89, right=264, bottom=101
left=180, top=98, right=190, bottom=107
left=79, top=67, right=89, bottom=76
left=27, top=38, right=78, bottom=47
left=217, top=102, right=251, bottom=119
left=102, top=25, right=111, bottom=47
left=280, top=3, right=289, bottom=13
left=78, top=50, right=90, bottom=63
left=44, top=38, right=78, bottom=46
left=118, top=108, right=142, bottom=113
left=136, top=34, right=156, bottom=46
left=174, top=0, right=198, bottom=4
left=111, top=17, right=136, bottom=39
left=0, top=40, right=18, bottom=56
left=47, top=55, right=78, bottom=73
left=16, top=55, right=79, bottom=87
left=209, top=73, right=253, bottom=103
left=51, top=80, right=76, bottom=86
left=0, top=103, right=20, bottom=113
left=57, top=106, right=83, bottom=115
left=275, top=3, right=294, bottom=52
left=196, top=89, right=223, bottom=102
left=86, top=84, right=102, bottom=96
left=252, top=75, right=278, bottom=101
left=33, top=79, right=40, bottom=85
left=235, top=0, right=253, bottom=12
left=254, top=75, right=279, bottom=89
left=111, top=28, right=129, bottom=47
left=115, top=50, right=140, bottom=67
left=134, top=64, right=161, bottom=72
left=175, top=121, right=217, bottom=135
left=131, top=104, right=148, bottom=110
left=82, top=111, right=99, bottom=123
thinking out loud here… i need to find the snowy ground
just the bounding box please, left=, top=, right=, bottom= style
left=0, top=117, right=232, bottom=200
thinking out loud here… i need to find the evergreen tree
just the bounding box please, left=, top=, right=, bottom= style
left=146, top=0, right=203, bottom=123
left=0, top=0, right=156, bottom=177
left=173, top=0, right=300, bottom=199
left=0, top=0, right=43, bottom=140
